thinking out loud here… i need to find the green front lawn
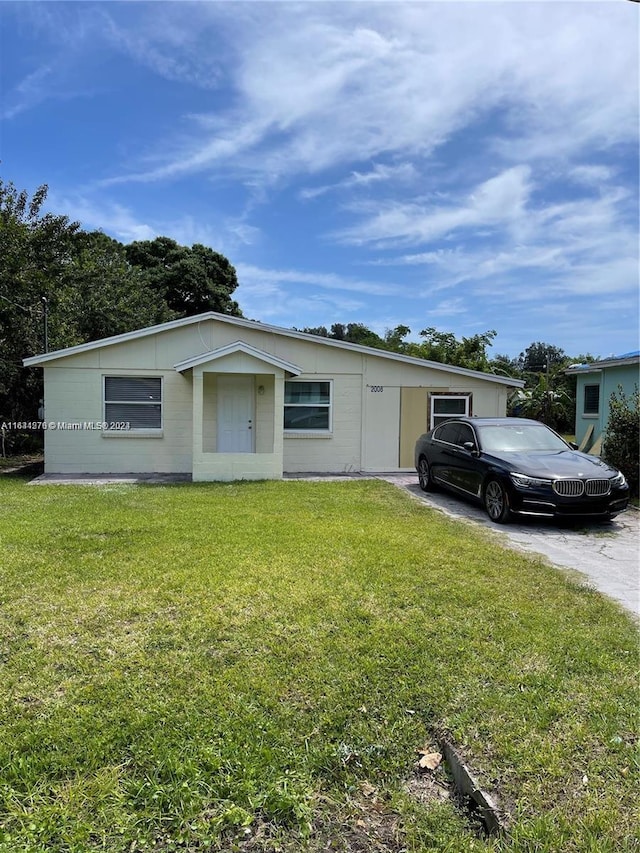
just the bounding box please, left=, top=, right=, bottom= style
left=0, top=478, right=637, bottom=852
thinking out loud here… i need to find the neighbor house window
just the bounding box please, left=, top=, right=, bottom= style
left=104, top=377, right=162, bottom=429
left=429, top=394, right=471, bottom=429
left=583, top=384, right=600, bottom=415
left=284, top=381, right=331, bottom=431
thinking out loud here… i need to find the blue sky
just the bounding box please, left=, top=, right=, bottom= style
left=1, top=1, right=638, bottom=359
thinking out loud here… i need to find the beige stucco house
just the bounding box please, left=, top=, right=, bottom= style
left=24, top=312, right=524, bottom=480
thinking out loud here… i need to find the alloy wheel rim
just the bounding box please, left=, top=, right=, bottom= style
left=486, top=482, right=504, bottom=519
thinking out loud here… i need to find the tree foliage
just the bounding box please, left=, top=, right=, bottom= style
left=125, top=237, right=242, bottom=317
left=510, top=373, right=573, bottom=432
left=300, top=322, right=498, bottom=370
left=0, top=180, right=80, bottom=427
left=55, top=231, right=176, bottom=348
left=300, top=323, right=388, bottom=349
left=507, top=341, right=582, bottom=433
left=417, top=327, right=497, bottom=371
left=518, top=341, right=567, bottom=375
left=602, top=386, right=640, bottom=497
left=0, top=180, right=242, bottom=436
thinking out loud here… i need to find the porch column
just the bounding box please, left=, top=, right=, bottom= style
left=273, top=373, right=285, bottom=466
left=192, top=370, right=204, bottom=476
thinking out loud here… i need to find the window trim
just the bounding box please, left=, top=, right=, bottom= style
left=284, top=379, right=333, bottom=434
left=102, top=375, right=163, bottom=434
left=582, top=383, right=600, bottom=417
left=428, top=393, right=472, bottom=430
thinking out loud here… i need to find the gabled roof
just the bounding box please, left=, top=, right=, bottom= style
left=174, top=341, right=301, bottom=376
left=23, top=310, right=523, bottom=387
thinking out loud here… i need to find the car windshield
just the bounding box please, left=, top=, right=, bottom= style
left=477, top=423, right=569, bottom=453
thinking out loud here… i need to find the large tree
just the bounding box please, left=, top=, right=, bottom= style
left=299, top=323, right=386, bottom=349
left=125, top=237, right=242, bottom=317
left=517, top=341, right=567, bottom=375
left=0, top=180, right=80, bottom=424
left=512, top=342, right=582, bottom=433
left=56, top=231, right=175, bottom=347
left=416, top=327, right=497, bottom=371
left=0, top=181, right=243, bottom=435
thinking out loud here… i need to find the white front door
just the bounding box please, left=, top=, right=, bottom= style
left=217, top=375, right=255, bottom=453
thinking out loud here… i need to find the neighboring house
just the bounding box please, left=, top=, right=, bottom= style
left=24, top=312, right=524, bottom=480
left=565, top=351, right=640, bottom=452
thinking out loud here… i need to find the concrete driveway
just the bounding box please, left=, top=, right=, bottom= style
left=381, top=475, right=640, bottom=619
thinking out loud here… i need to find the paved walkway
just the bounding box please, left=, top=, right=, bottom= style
left=380, top=474, right=640, bottom=619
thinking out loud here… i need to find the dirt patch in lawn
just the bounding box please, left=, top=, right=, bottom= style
left=0, top=454, right=44, bottom=477
left=234, top=792, right=407, bottom=852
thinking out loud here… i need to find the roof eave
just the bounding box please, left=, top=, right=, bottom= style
left=23, top=310, right=524, bottom=387
left=565, top=356, right=640, bottom=374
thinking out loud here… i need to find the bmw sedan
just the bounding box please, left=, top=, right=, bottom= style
left=414, top=417, right=629, bottom=523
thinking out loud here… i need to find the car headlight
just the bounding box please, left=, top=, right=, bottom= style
left=611, top=471, right=628, bottom=488
left=510, top=472, right=553, bottom=490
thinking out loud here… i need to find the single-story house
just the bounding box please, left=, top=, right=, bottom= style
left=565, top=351, right=640, bottom=452
left=24, top=312, right=524, bottom=480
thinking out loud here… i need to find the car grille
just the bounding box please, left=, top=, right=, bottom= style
left=585, top=479, right=611, bottom=496
left=553, top=479, right=611, bottom=497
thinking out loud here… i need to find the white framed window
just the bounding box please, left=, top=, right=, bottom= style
left=583, top=384, right=600, bottom=416
left=284, top=380, right=332, bottom=432
left=103, top=376, right=162, bottom=430
left=429, top=394, right=471, bottom=429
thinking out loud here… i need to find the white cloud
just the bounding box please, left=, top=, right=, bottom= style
left=49, top=194, right=258, bottom=252
left=85, top=3, right=636, bottom=187
left=2, top=63, right=54, bottom=120
left=235, top=264, right=400, bottom=298
left=427, top=298, right=468, bottom=319
left=12, top=3, right=636, bottom=234
left=334, top=166, right=533, bottom=246
left=300, top=162, right=417, bottom=200
left=569, top=165, right=616, bottom=187
left=51, top=196, right=157, bottom=243
left=234, top=269, right=369, bottom=326
left=101, top=10, right=225, bottom=90
left=6, top=1, right=636, bottom=359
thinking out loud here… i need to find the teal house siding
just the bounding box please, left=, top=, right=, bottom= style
left=567, top=353, right=640, bottom=450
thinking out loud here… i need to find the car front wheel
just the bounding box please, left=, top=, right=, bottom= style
left=484, top=479, right=511, bottom=523
left=417, top=456, right=435, bottom=492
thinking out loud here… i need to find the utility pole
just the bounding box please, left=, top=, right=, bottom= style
left=42, top=297, right=48, bottom=353
left=544, top=349, right=551, bottom=425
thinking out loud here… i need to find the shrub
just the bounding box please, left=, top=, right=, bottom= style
left=602, top=385, right=640, bottom=497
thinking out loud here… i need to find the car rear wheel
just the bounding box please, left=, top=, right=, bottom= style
left=484, top=479, right=511, bottom=523
left=417, top=456, right=435, bottom=492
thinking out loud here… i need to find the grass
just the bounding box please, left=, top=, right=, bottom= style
left=0, top=477, right=638, bottom=852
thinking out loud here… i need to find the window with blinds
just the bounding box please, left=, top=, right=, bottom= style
left=104, top=377, right=162, bottom=429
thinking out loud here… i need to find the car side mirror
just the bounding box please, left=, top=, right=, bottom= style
left=463, top=441, right=478, bottom=455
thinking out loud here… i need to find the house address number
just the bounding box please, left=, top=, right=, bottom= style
left=370, top=385, right=384, bottom=392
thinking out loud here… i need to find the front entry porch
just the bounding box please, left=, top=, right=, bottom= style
left=174, top=341, right=301, bottom=482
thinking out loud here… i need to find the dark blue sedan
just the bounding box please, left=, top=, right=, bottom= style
left=414, top=417, right=629, bottom=523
